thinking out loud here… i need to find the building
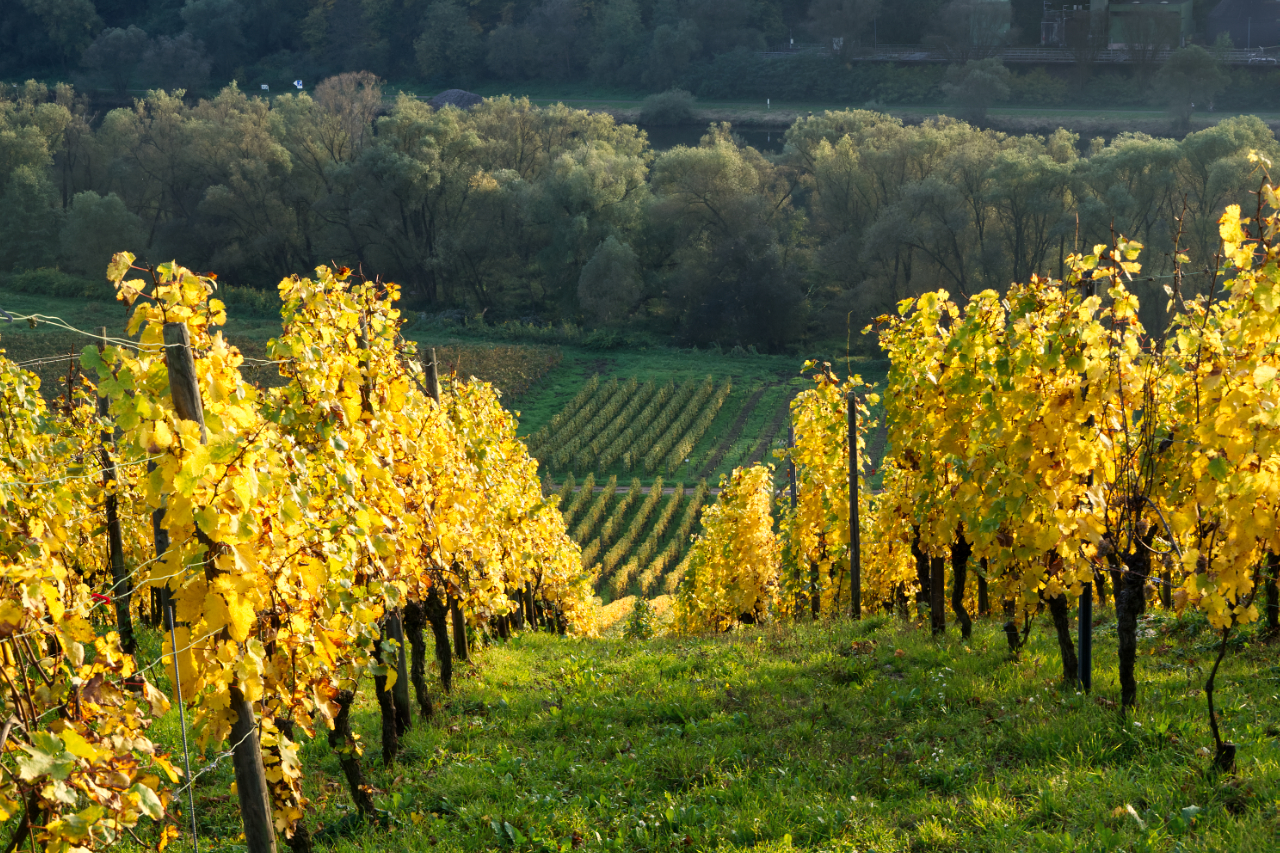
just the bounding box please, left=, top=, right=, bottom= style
left=1040, top=4, right=1093, bottom=46
left=1104, top=0, right=1195, bottom=49
left=1039, top=1, right=1195, bottom=49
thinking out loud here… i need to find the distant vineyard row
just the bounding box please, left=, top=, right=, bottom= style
left=554, top=475, right=710, bottom=600
left=527, top=375, right=794, bottom=481
left=528, top=375, right=799, bottom=599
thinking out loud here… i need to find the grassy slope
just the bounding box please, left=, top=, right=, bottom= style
left=140, top=611, right=1279, bottom=853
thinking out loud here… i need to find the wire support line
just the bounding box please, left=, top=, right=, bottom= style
left=167, top=723, right=258, bottom=803
left=0, top=537, right=196, bottom=644
left=0, top=312, right=148, bottom=351
left=13, top=354, right=86, bottom=369
left=0, top=452, right=170, bottom=489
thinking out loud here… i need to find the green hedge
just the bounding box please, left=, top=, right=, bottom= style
left=1, top=268, right=114, bottom=300
left=0, top=268, right=284, bottom=320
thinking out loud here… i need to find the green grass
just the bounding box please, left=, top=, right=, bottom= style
left=134, top=609, right=1280, bottom=853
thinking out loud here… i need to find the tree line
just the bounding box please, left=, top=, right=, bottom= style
left=1, top=76, right=1275, bottom=350
left=5, top=0, right=946, bottom=92
left=11, top=0, right=1272, bottom=110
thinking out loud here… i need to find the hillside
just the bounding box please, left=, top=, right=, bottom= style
left=126, top=610, right=1280, bottom=852
left=475, top=338, right=886, bottom=602
left=0, top=284, right=882, bottom=605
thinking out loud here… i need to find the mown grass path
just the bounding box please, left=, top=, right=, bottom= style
left=157, top=611, right=1280, bottom=853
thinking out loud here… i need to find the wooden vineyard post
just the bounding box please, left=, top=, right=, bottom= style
left=151, top=495, right=171, bottom=625
left=848, top=391, right=861, bottom=620
left=98, top=329, right=135, bottom=655
left=977, top=558, right=990, bottom=617
left=789, top=425, right=800, bottom=620
left=1078, top=582, right=1093, bottom=692
left=163, top=322, right=278, bottom=853
left=427, top=347, right=442, bottom=403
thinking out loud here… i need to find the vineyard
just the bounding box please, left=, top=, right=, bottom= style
left=0, top=257, right=592, bottom=853
left=5, top=194, right=1280, bottom=851
left=670, top=188, right=1280, bottom=800
left=521, top=372, right=809, bottom=601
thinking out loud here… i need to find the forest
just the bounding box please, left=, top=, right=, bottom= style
left=10, top=1, right=1280, bottom=110
left=0, top=74, right=1275, bottom=350
left=3, top=0, right=1050, bottom=90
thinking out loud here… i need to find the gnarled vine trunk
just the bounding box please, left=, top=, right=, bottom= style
left=328, top=690, right=376, bottom=817
left=911, top=527, right=930, bottom=616
left=930, top=555, right=946, bottom=636
left=449, top=593, right=470, bottom=662
left=1046, top=593, right=1079, bottom=687
left=402, top=601, right=433, bottom=719
left=424, top=588, right=453, bottom=693
left=1115, top=532, right=1154, bottom=710
left=977, top=557, right=989, bottom=617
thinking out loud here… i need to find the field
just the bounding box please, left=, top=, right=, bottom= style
left=129, top=609, right=1280, bottom=853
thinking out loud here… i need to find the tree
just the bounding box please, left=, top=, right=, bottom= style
left=926, top=0, right=1011, bottom=64
left=414, top=0, right=482, bottom=84
left=0, top=166, right=62, bottom=271
left=80, top=25, right=149, bottom=96
left=578, top=235, right=642, bottom=324
left=682, top=0, right=766, bottom=57
left=940, top=57, right=1010, bottom=123
left=805, top=0, right=880, bottom=58
left=180, top=0, right=248, bottom=81
left=527, top=139, right=651, bottom=308
left=1154, top=46, right=1229, bottom=134
left=1063, top=8, right=1104, bottom=88
left=1120, top=8, right=1179, bottom=89
left=486, top=23, right=538, bottom=80
left=526, top=0, right=584, bottom=81
left=643, top=20, right=700, bottom=90
left=58, top=190, right=145, bottom=275
left=590, top=0, right=646, bottom=85
left=137, top=32, right=213, bottom=94
left=312, top=71, right=384, bottom=158
left=19, top=0, right=102, bottom=70
left=984, top=133, right=1075, bottom=285
left=651, top=129, right=806, bottom=349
